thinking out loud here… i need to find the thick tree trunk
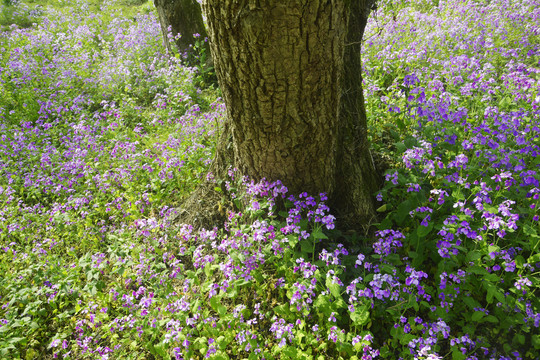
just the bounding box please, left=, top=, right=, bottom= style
left=203, top=0, right=378, bottom=228
left=153, top=0, right=209, bottom=58
left=333, top=0, right=379, bottom=227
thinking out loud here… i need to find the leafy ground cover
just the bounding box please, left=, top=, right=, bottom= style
left=0, top=0, right=538, bottom=359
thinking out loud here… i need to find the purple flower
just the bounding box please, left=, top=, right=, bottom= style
left=405, top=265, right=428, bottom=286
left=373, top=229, right=405, bottom=256
left=328, top=312, right=337, bottom=322
left=385, top=171, right=399, bottom=185
left=50, top=339, right=60, bottom=348
left=514, top=277, right=531, bottom=290
left=504, top=261, right=516, bottom=272
left=327, top=326, right=339, bottom=343
left=355, top=253, right=365, bottom=268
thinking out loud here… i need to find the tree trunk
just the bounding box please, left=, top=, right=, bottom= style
left=202, top=0, right=378, bottom=228
left=153, top=0, right=209, bottom=58
left=333, top=0, right=379, bottom=227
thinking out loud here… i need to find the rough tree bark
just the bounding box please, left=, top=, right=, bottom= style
left=333, top=1, right=379, bottom=227
left=201, top=0, right=378, bottom=228
left=153, top=0, right=209, bottom=58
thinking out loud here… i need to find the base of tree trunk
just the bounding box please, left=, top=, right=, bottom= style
left=173, top=135, right=387, bottom=234
left=171, top=123, right=236, bottom=230
left=171, top=180, right=229, bottom=230
left=172, top=166, right=385, bottom=236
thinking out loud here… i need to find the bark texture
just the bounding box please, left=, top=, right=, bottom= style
left=332, top=0, right=379, bottom=226
left=203, top=0, right=378, bottom=227
left=154, top=0, right=209, bottom=57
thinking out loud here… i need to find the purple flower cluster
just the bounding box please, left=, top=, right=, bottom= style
left=372, top=229, right=405, bottom=256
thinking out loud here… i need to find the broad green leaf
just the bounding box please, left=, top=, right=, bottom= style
left=350, top=305, right=370, bottom=326
left=311, top=228, right=328, bottom=240
left=394, top=200, right=412, bottom=225
left=416, top=222, right=433, bottom=238
left=325, top=277, right=342, bottom=298
left=462, top=296, right=480, bottom=310
left=471, top=311, right=484, bottom=321
left=466, top=250, right=482, bottom=262
left=299, top=239, right=313, bottom=253
left=523, top=224, right=538, bottom=237
left=484, top=315, right=499, bottom=323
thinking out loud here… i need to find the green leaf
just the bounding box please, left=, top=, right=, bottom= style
left=485, top=283, right=505, bottom=304
left=273, top=304, right=290, bottom=317
left=485, top=273, right=499, bottom=282
left=515, top=255, right=526, bottom=267
left=328, top=283, right=341, bottom=298
left=484, top=315, right=499, bottom=323
left=409, top=293, right=419, bottom=311
left=486, top=284, right=494, bottom=303
left=299, top=239, right=313, bottom=253
left=466, top=250, right=482, bottom=262
left=513, top=333, right=525, bottom=345
left=471, top=311, right=484, bottom=321
left=325, top=277, right=342, bottom=298
left=378, top=217, right=393, bottom=230
left=283, top=346, right=299, bottom=358
left=154, top=343, right=168, bottom=358
left=217, top=335, right=230, bottom=349
left=498, top=96, right=511, bottom=108
left=226, top=287, right=237, bottom=298
left=532, top=334, right=540, bottom=349
left=311, top=228, right=328, bottom=240
left=488, top=244, right=500, bottom=253
left=212, top=353, right=228, bottom=360
left=395, top=142, right=407, bottom=153
left=313, top=295, right=331, bottom=314
left=529, top=253, right=540, bottom=264
left=399, top=333, right=416, bottom=345
left=523, top=224, right=539, bottom=237
left=9, top=337, right=26, bottom=345
left=404, top=136, right=418, bottom=148
left=209, top=296, right=220, bottom=312
left=452, top=346, right=467, bottom=360
left=204, top=263, right=212, bottom=277
left=462, top=296, right=480, bottom=310
left=469, top=266, right=489, bottom=276
left=350, top=305, right=370, bottom=326
left=416, top=222, right=433, bottom=238
left=394, top=200, right=412, bottom=225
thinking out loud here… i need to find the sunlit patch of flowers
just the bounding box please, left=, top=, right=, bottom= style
left=363, top=0, right=540, bottom=357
